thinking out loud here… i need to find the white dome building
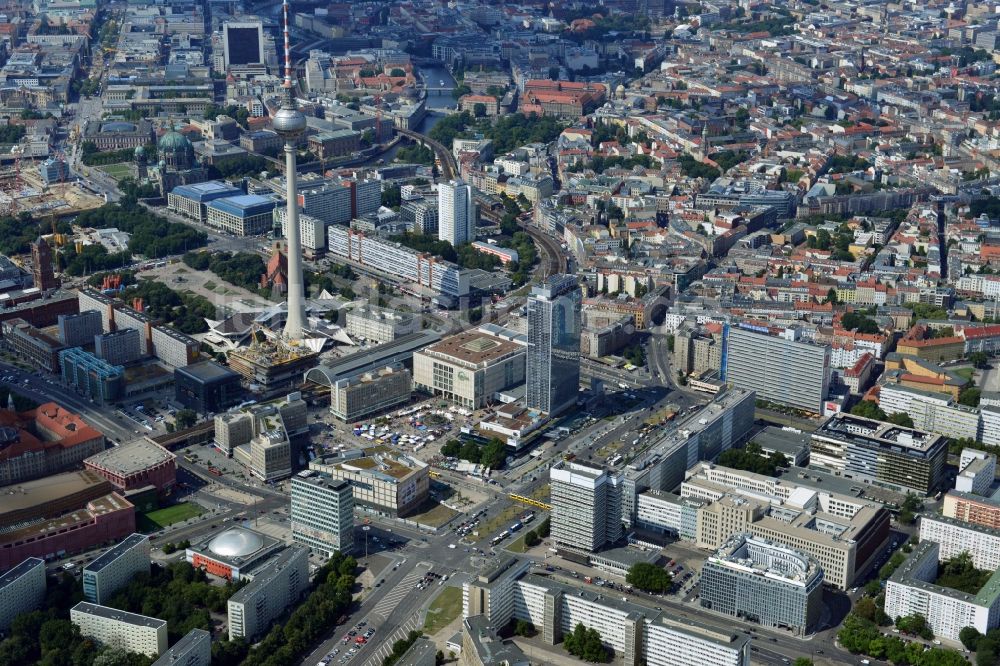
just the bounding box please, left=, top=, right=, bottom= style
left=186, top=526, right=282, bottom=579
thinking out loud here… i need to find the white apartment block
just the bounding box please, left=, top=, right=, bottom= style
left=635, top=490, right=701, bottom=541
left=438, top=180, right=476, bottom=246
left=957, top=449, right=997, bottom=496
left=228, top=547, right=309, bottom=641
left=0, top=557, right=46, bottom=633
left=345, top=305, right=419, bottom=344
left=276, top=208, right=328, bottom=251
left=879, top=384, right=984, bottom=444
left=83, top=533, right=150, bottom=604
left=151, top=628, right=211, bottom=666
left=884, top=540, right=1000, bottom=642
left=643, top=616, right=750, bottom=666
left=71, top=602, right=169, bottom=657
left=919, top=515, right=1000, bottom=571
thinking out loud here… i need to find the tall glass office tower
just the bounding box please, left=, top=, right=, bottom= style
left=526, top=274, right=581, bottom=416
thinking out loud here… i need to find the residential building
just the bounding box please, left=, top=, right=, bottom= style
left=206, top=195, right=276, bottom=236
left=635, top=490, right=703, bottom=541
left=460, top=615, right=529, bottom=666
left=299, top=182, right=352, bottom=225
left=412, top=325, right=526, bottom=409
left=724, top=325, right=830, bottom=414
left=885, top=540, right=1000, bottom=642
left=227, top=546, right=309, bottom=640
left=84, top=439, right=176, bottom=495
left=673, top=322, right=723, bottom=377
left=878, top=383, right=984, bottom=444
left=526, top=274, right=581, bottom=416
left=70, top=602, right=168, bottom=657
left=0, top=557, right=46, bottom=633
left=699, top=533, right=823, bottom=635
left=809, top=413, right=948, bottom=495
left=331, top=364, right=412, bottom=422
left=550, top=460, right=621, bottom=553
left=345, top=305, right=419, bottom=344
left=290, top=470, right=354, bottom=556
left=275, top=209, right=327, bottom=254
left=57, top=311, right=102, bottom=347
left=943, top=491, right=1000, bottom=529
left=151, top=629, right=211, bottom=666
left=83, top=533, right=150, bottom=604
left=919, top=515, right=1000, bottom=572
left=681, top=462, right=891, bottom=589
left=620, top=389, right=756, bottom=526
left=642, top=615, right=751, bottom=666
left=438, top=180, right=476, bottom=246
left=957, top=449, right=996, bottom=496
left=400, top=197, right=438, bottom=234
left=309, top=447, right=429, bottom=517
left=95, top=329, right=142, bottom=366
left=327, top=226, right=471, bottom=299
left=150, top=326, right=199, bottom=368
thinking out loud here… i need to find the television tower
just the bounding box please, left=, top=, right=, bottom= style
left=273, top=0, right=307, bottom=340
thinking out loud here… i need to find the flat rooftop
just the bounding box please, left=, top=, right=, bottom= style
left=0, top=557, right=43, bottom=589
left=84, top=533, right=148, bottom=573
left=71, top=601, right=167, bottom=628
left=421, top=327, right=525, bottom=368
left=85, top=439, right=174, bottom=476
left=815, top=412, right=945, bottom=454
left=0, top=470, right=111, bottom=519
left=177, top=360, right=240, bottom=383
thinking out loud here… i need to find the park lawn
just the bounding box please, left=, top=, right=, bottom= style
left=423, top=585, right=463, bottom=635
left=137, top=502, right=205, bottom=532
left=98, top=163, right=132, bottom=182
left=954, top=367, right=976, bottom=382
left=506, top=532, right=528, bottom=553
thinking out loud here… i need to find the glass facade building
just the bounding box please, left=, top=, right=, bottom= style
left=526, top=274, right=581, bottom=416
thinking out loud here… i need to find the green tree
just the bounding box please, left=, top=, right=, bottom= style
left=514, top=619, right=534, bottom=636
left=793, top=659, right=814, bottom=666
left=969, top=351, right=990, bottom=369
left=886, top=412, right=915, bottom=428
left=563, top=622, right=609, bottom=663
left=959, top=387, right=982, bottom=407
left=473, top=102, right=487, bottom=118
left=960, top=626, right=982, bottom=651
left=626, top=563, right=672, bottom=593
left=174, top=409, right=198, bottom=429
left=524, top=530, right=540, bottom=547
left=382, top=183, right=402, bottom=209
left=390, top=68, right=406, bottom=77
left=850, top=400, right=887, bottom=420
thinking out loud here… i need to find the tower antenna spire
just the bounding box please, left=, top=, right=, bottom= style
left=282, top=0, right=293, bottom=90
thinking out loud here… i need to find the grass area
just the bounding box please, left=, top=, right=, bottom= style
left=529, top=483, right=550, bottom=502
left=203, top=280, right=217, bottom=291
left=507, top=532, right=529, bottom=553
left=137, top=502, right=205, bottom=532
left=97, top=162, right=132, bottom=182
left=410, top=500, right=460, bottom=528
left=954, top=367, right=976, bottom=382
left=423, top=586, right=463, bottom=635
left=474, top=503, right=523, bottom=543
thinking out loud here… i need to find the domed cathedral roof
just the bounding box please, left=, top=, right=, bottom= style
left=158, top=128, right=192, bottom=152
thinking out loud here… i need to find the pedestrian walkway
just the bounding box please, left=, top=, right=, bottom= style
left=371, top=562, right=432, bottom=619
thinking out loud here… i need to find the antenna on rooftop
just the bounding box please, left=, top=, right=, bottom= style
left=282, top=0, right=293, bottom=90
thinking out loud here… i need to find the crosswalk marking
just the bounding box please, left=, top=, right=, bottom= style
left=360, top=614, right=421, bottom=666
left=371, top=562, right=431, bottom=620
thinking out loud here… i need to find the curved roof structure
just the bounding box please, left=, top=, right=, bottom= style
left=208, top=528, right=264, bottom=558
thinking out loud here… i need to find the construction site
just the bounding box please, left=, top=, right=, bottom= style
left=227, top=325, right=319, bottom=395
left=0, top=159, right=106, bottom=218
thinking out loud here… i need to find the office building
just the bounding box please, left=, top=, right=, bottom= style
left=635, top=490, right=703, bottom=541
left=885, top=540, right=1000, bottom=642
left=71, top=602, right=168, bottom=657
left=291, top=470, right=354, bottom=556
left=167, top=181, right=242, bottom=222
left=724, top=325, right=830, bottom=414
left=275, top=208, right=327, bottom=254
left=681, top=462, right=891, bottom=589
left=0, top=557, right=46, bottom=633
left=1, top=318, right=64, bottom=372
left=345, top=305, right=419, bottom=344
left=58, top=310, right=102, bottom=347
left=462, top=557, right=750, bottom=666
left=186, top=526, right=284, bottom=580
left=327, top=226, right=472, bottom=299
left=957, top=449, right=997, bottom=496
left=299, top=182, right=352, bottom=225
left=919, top=514, right=1000, bottom=572
left=699, top=533, right=823, bottom=635
left=438, top=180, right=476, bottom=246
left=150, top=325, right=200, bottom=368
left=550, top=460, right=621, bottom=553
left=619, top=389, right=756, bottom=526
left=214, top=411, right=255, bottom=456
left=59, top=347, right=125, bottom=404
left=222, top=20, right=265, bottom=68
left=95, top=329, right=142, bottom=366
left=309, top=447, right=429, bottom=517
left=943, top=491, right=1000, bottom=529
left=330, top=364, right=412, bottom=422
left=809, top=413, right=948, bottom=495
left=151, top=629, right=211, bottom=666
left=308, top=130, right=361, bottom=159
left=84, top=439, right=176, bottom=495
left=412, top=325, right=526, bottom=409
left=401, top=197, right=438, bottom=235
left=228, top=392, right=306, bottom=482
left=878, top=383, right=985, bottom=445
left=174, top=361, right=242, bottom=414
left=83, top=533, right=151, bottom=604
left=0, top=401, right=105, bottom=486
left=227, top=546, right=309, bottom=640
left=526, top=274, right=581, bottom=416
left=206, top=195, right=276, bottom=236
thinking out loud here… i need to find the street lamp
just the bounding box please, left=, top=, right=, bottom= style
left=362, top=525, right=370, bottom=566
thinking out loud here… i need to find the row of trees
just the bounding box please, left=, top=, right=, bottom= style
left=563, top=622, right=609, bottom=663
left=521, top=517, right=550, bottom=548
left=382, top=630, right=424, bottom=666
left=850, top=400, right=915, bottom=428
left=427, top=111, right=564, bottom=157
left=440, top=437, right=507, bottom=469
left=240, top=552, right=357, bottom=666
left=625, top=562, right=672, bottom=594
left=120, top=279, right=215, bottom=334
